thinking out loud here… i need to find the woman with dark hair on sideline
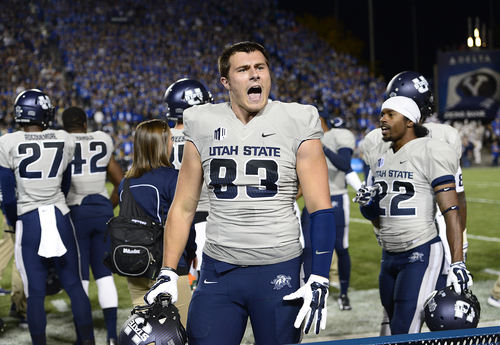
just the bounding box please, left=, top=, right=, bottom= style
left=118, top=119, right=196, bottom=326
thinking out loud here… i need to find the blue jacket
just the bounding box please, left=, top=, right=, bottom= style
left=118, top=166, right=196, bottom=274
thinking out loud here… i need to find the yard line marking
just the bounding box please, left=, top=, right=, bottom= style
left=467, top=197, right=500, bottom=205
left=51, top=299, right=70, bottom=312
left=484, top=268, right=500, bottom=276
left=351, top=218, right=373, bottom=225
left=468, top=234, right=500, bottom=243
left=466, top=181, right=500, bottom=187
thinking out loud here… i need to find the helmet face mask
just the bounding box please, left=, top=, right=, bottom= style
left=164, top=78, right=213, bottom=121
left=386, top=71, right=435, bottom=122
left=119, top=294, right=187, bottom=345
left=14, top=89, right=55, bottom=130
left=424, top=286, right=481, bottom=331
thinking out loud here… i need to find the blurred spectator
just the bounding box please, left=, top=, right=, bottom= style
left=462, top=137, right=474, bottom=168
left=492, top=116, right=500, bottom=140
left=492, top=140, right=500, bottom=167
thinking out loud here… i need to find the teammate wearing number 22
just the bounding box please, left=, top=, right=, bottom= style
left=355, top=96, right=473, bottom=335
left=144, top=41, right=335, bottom=344
left=0, top=90, right=95, bottom=344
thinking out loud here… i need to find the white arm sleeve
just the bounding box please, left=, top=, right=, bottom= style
left=345, top=170, right=362, bottom=191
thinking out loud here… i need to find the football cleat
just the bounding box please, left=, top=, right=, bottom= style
left=338, top=294, right=352, bottom=311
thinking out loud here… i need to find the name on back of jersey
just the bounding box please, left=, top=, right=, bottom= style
left=73, top=135, right=95, bottom=140
left=23, top=133, right=57, bottom=140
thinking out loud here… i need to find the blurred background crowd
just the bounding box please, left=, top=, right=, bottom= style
left=1, top=0, right=499, bottom=170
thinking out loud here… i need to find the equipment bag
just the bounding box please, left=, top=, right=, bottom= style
left=103, top=178, right=164, bottom=279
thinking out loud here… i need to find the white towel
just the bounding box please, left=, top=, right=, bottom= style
left=37, top=205, right=67, bottom=258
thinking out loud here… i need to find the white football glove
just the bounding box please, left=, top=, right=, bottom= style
left=352, top=182, right=381, bottom=207
left=144, top=267, right=179, bottom=305
left=283, top=274, right=329, bottom=335
left=446, top=261, right=473, bottom=294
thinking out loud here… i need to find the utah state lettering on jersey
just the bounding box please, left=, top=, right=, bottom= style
left=375, top=169, right=414, bottom=179
left=209, top=146, right=280, bottom=157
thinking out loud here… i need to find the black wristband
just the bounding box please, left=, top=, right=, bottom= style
left=161, top=267, right=177, bottom=275
left=442, top=205, right=459, bottom=215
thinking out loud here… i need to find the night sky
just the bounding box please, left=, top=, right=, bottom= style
left=279, top=0, right=498, bottom=83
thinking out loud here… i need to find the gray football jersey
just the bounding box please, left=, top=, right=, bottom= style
left=364, top=137, right=458, bottom=252
left=183, top=101, right=323, bottom=265
left=360, top=128, right=387, bottom=164
left=0, top=130, right=76, bottom=216
left=65, top=131, right=113, bottom=206
left=170, top=128, right=185, bottom=170
left=170, top=127, right=209, bottom=212
left=322, top=128, right=356, bottom=196
left=423, top=122, right=462, bottom=158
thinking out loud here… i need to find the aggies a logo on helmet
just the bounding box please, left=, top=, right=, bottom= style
left=38, top=95, right=52, bottom=110
left=183, top=88, right=205, bottom=106
left=424, top=286, right=480, bottom=331
left=411, top=76, right=430, bottom=94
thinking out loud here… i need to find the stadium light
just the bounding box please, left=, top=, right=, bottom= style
left=467, top=17, right=473, bottom=48
left=468, top=16, right=486, bottom=49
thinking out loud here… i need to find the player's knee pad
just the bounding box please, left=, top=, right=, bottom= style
left=82, top=280, right=89, bottom=296
left=96, top=276, right=118, bottom=309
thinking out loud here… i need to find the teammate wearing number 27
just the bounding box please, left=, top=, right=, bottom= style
left=0, top=90, right=95, bottom=344
left=144, top=41, right=335, bottom=344
left=355, top=96, right=473, bottom=335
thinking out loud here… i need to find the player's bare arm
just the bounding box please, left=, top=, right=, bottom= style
left=163, top=140, right=203, bottom=269
left=106, top=156, right=125, bottom=208
left=434, top=182, right=463, bottom=263
left=457, top=190, right=467, bottom=232
left=296, top=139, right=331, bottom=215
left=285, top=137, right=335, bottom=334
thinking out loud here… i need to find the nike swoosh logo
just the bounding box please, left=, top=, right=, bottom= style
left=400, top=161, right=407, bottom=164
left=203, top=279, right=218, bottom=284
left=262, top=133, right=276, bottom=137
left=315, top=250, right=331, bottom=255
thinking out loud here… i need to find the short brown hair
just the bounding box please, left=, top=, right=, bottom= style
left=218, top=41, right=270, bottom=79
left=62, top=106, right=87, bottom=131
left=125, top=120, right=172, bottom=178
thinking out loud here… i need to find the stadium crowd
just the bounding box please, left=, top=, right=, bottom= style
left=0, top=0, right=386, bottom=169
left=2, top=0, right=499, bottom=168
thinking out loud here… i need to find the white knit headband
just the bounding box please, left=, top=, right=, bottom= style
left=381, top=96, right=421, bottom=123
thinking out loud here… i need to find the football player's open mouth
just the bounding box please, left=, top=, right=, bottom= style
left=248, top=86, right=262, bottom=101
left=381, top=126, right=389, bottom=135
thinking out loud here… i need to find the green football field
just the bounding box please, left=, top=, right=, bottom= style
left=0, top=166, right=499, bottom=343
